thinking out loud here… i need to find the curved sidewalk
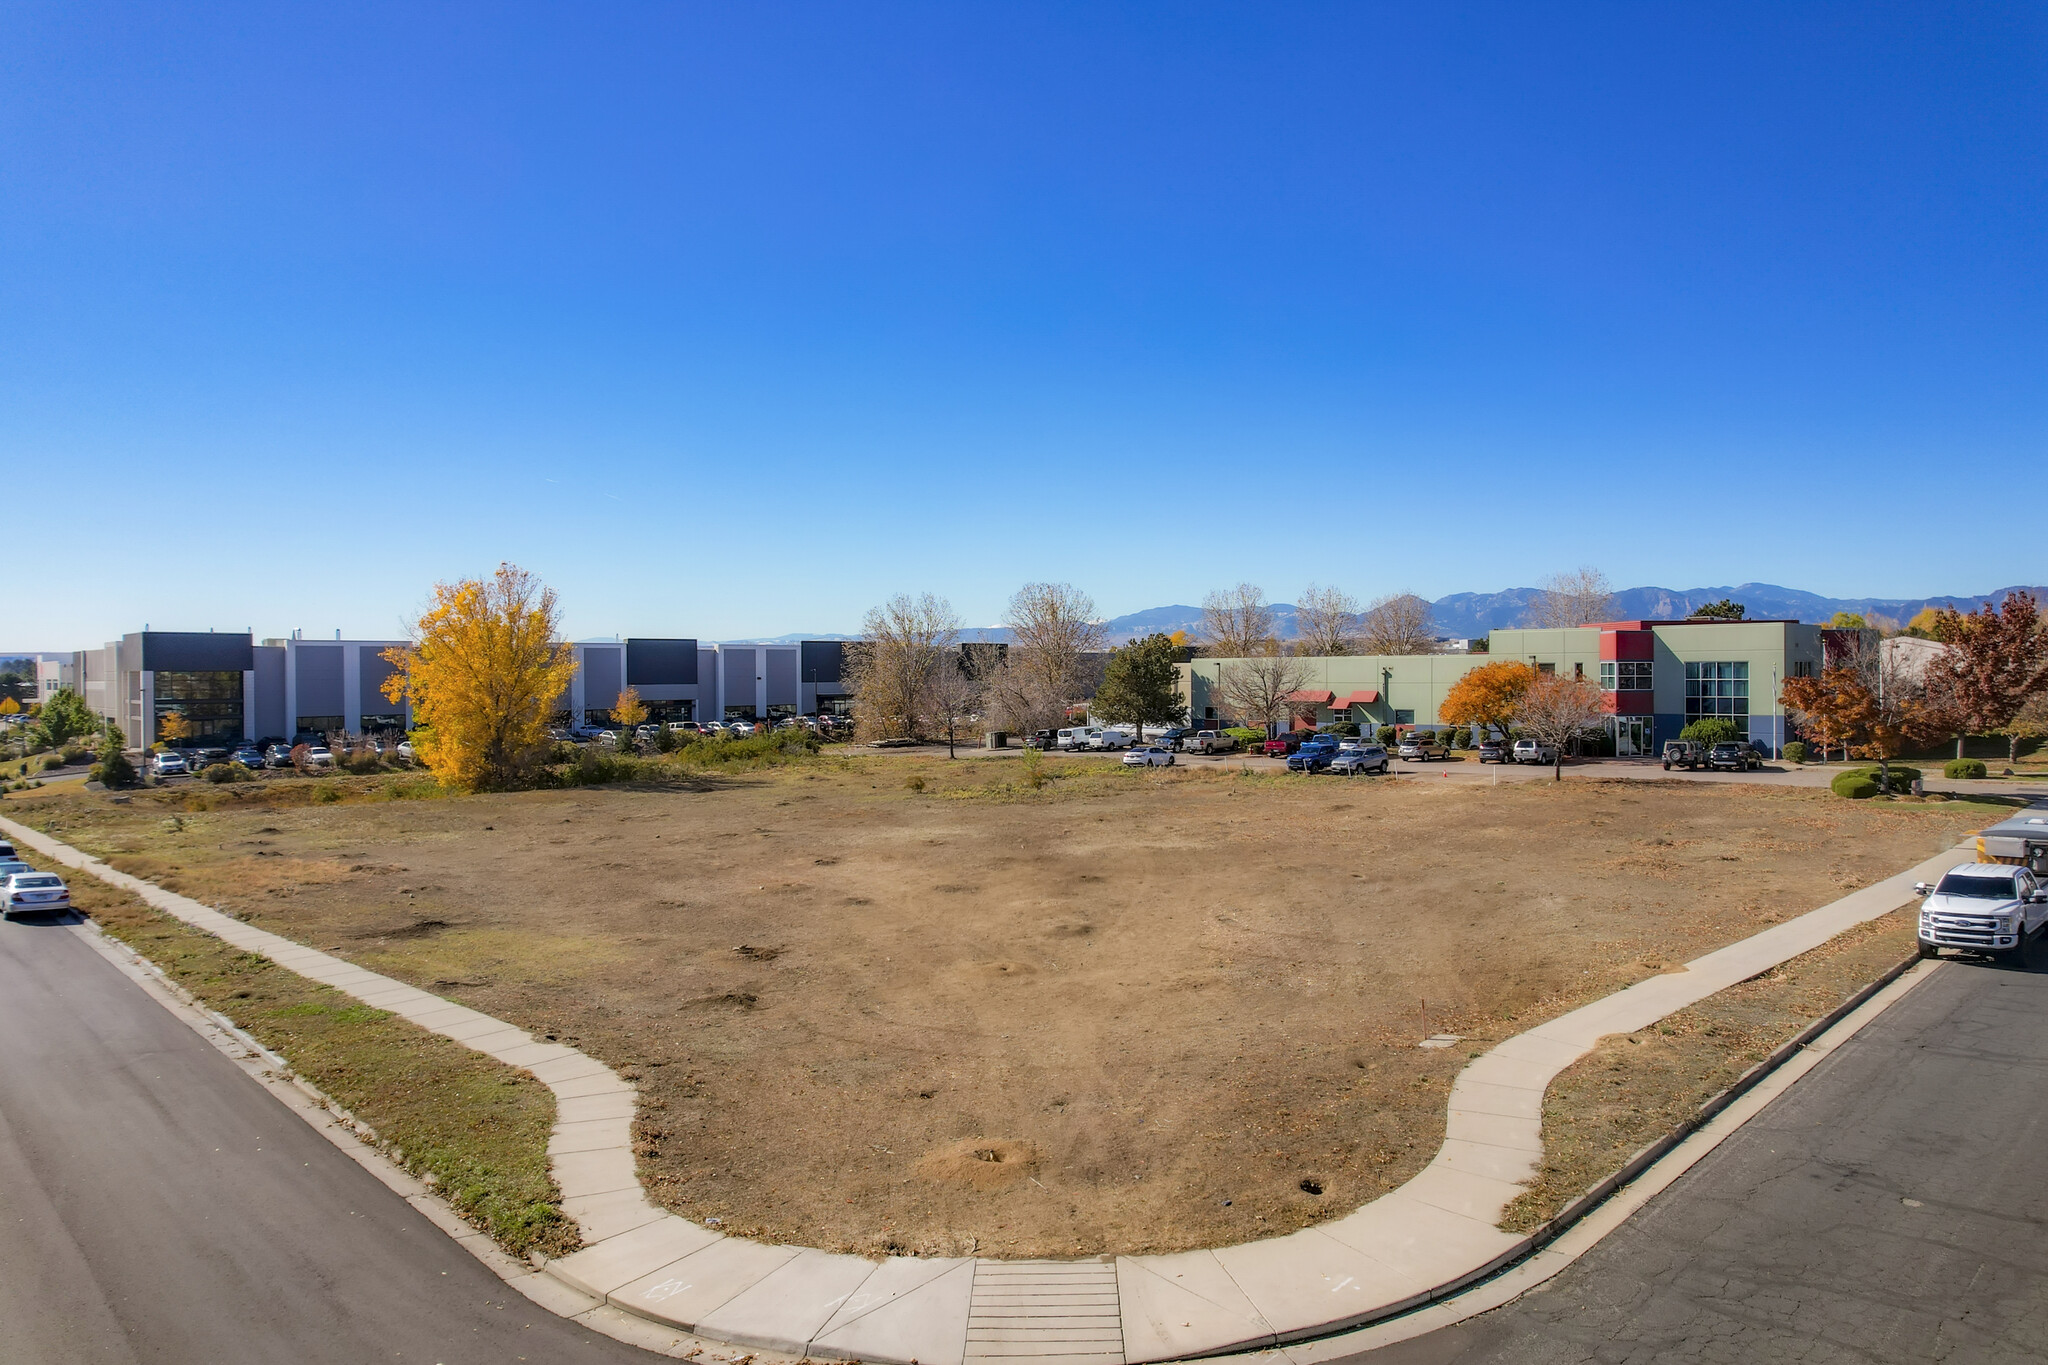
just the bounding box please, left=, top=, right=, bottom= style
left=0, top=812, right=1968, bottom=1364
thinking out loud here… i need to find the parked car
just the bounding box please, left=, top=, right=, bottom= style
left=186, top=747, right=228, bottom=771
left=1661, top=740, right=1706, bottom=771
left=1477, top=739, right=1510, bottom=763
left=264, top=744, right=296, bottom=769
left=1087, top=729, right=1132, bottom=751
left=228, top=747, right=265, bottom=769
left=396, top=739, right=416, bottom=763
left=1286, top=738, right=1341, bottom=772
left=1396, top=733, right=1449, bottom=762
left=671, top=721, right=705, bottom=736
left=1121, top=746, right=1176, bottom=768
left=0, top=841, right=14, bottom=860
left=1023, top=729, right=1057, bottom=750
left=1706, top=741, right=1762, bottom=772
left=1183, top=730, right=1239, bottom=754
left=1330, top=744, right=1391, bottom=776
left=151, top=751, right=189, bottom=777
left=303, top=746, right=335, bottom=768
left=2, top=871, right=71, bottom=920
left=1154, top=726, right=1196, bottom=752
left=0, top=860, right=34, bottom=882
left=1262, top=733, right=1313, bottom=757
left=1512, top=739, right=1557, bottom=765
left=1914, top=863, right=2048, bottom=963
left=1056, top=726, right=1101, bottom=750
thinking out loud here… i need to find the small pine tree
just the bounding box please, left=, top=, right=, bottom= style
left=92, top=723, right=137, bottom=787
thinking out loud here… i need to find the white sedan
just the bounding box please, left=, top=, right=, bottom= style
left=1121, top=746, right=1176, bottom=767
left=2, top=871, right=71, bottom=920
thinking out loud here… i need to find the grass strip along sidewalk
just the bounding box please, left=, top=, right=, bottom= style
left=1501, top=906, right=1920, bottom=1232
left=59, top=868, right=577, bottom=1259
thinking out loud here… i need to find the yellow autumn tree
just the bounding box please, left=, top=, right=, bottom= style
left=0, top=696, right=18, bottom=716
left=156, top=710, right=193, bottom=747
left=611, top=686, right=648, bottom=741
left=1438, top=660, right=1537, bottom=742
left=381, top=563, right=576, bottom=790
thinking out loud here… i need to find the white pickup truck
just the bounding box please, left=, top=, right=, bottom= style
left=1914, top=863, right=2048, bottom=963
left=1056, top=726, right=1130, bottom=751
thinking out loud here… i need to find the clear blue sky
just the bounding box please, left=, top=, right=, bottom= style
left=7, top=3, right=2044, bottom=645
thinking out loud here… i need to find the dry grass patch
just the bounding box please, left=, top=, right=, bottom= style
left=58, top=868, right=574, bottom=1258
left=5, top=763, right=2010, bottom=1259
left=1500, top=908, right=1922, bottom=1233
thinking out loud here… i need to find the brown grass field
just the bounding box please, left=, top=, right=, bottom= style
left=6, top=754, right=2004, bottom=1257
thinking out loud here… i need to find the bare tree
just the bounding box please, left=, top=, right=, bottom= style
left=988, top=583, right=1104, bottom=734
left=1514, top=673, right=1607, bottom=781
left=1295, top=584, right=1361, bottom=656
left=1359, top=592, right=1437, bottom=655
left=1199, top=584, right=1276, bottom=658
left=1214, top=653, right=1313, bottom=735
left=928, top=647, right=983, bottom=759
left=1527, top=568, right=1616, bottom=629
left=844, top=593, right=961, bottom=741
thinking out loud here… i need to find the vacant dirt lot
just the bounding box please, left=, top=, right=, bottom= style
left=8, top=756, right=1999, bottom=1257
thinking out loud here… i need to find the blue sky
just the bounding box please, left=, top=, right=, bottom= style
left=6, top=3, right=2044, bottom=645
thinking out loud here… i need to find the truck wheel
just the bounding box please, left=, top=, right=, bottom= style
left=1916, top=940, right=1938, bottom=960
left=1662, top=761, right=1670, bottom=770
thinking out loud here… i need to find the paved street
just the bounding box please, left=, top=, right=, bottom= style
left=1350, top=949, right=2048, bottom=1364
left=0, top=913, right=660, bottom=1364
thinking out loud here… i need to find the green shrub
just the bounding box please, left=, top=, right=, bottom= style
left=1375, top=725, right=1397, bottom=746
left=1945, top=758, right=1987, bottom=780
left=200, top=762, right=246, bottom=784
left=1781, top=741, right=1807, bottom=764
left=1328, top=722, right=1360, bottom=737
left=41, top=754, right=64, bottom=771
left=1831, top=772, right=1880, bottom=799
left=91, top=750, right=137, bottom=788
left=1679, top=717, right=1741, bottom=746
left=1223, top=727, right=1262, bottom=746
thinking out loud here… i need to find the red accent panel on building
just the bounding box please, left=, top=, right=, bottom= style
left=1599, top=628, right=1654, bottom=661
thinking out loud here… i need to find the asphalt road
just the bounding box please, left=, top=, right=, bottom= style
left=0, top=912, right=662, bottom=1364
left=1352, top=948, right=2048, bottom=1364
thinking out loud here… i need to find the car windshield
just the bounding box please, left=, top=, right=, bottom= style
left=13, top=875, right=61, bottom=888
left=1935, top=874, right=2021, bottom=900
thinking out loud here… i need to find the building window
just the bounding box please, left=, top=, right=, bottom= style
left=1792, top=660, right=1814, bottom=679
left=1599, top=661, right=1653, bottom=691
left=1536, top=662, right=1555, bottom=675
left=1685, top=661, right=1749, bottom=727
left=724, top=704, right=758, bottom=721
left=295, top=714, right=344, bottom=736
left=1394, top=709, right=1414, bottom=726
left=153, top=670, right=246, bottom=743
left=359, top=713, right=405, bottom=733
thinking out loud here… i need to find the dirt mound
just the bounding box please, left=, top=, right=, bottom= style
left=914, top=1138, right=1041, bottom=1190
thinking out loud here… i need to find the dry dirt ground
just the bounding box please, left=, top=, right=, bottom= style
left=7, top=755, right=2003, bottom=1258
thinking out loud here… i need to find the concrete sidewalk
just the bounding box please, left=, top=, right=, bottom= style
left=0, top=812, right=1976, bottom=1365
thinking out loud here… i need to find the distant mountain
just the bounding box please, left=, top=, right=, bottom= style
left=751, top=583, right=2045, bottom=646
left=1427, top=582, right=2047, bottom=635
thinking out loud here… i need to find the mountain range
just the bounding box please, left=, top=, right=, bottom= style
left=730, top=582, right=2046, bottom=645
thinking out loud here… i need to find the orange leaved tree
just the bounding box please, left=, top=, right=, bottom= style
left=1513, top=673, right=1607, bottom=780
left=380, top=563, right=576, bottom=790
left=1438, top=660, right=1537, bottom=745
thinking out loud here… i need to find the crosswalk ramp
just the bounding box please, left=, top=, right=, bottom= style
left=964, top=1258, right=1125, bottom=1365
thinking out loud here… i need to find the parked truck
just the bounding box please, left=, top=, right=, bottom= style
left=1184, top=730, right=1239, bottom=754
left=1975, top=801, right=2048, bottom=876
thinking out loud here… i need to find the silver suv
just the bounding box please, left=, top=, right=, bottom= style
left=1396, top=733, right=1448, bottom=761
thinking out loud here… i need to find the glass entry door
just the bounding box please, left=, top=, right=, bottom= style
left=1610, top=716, right=1652, bottom=756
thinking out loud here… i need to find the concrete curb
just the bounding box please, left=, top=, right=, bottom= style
left=0, top=811, right=1977, bottom=1365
